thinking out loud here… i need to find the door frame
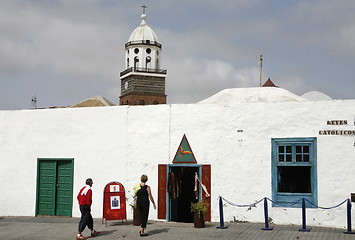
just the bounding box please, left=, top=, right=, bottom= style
left=167, top=164, right=201, bottom=222
left=158, top=163, right=211, bottom=221
left=35, top=158, right=74, bottom=216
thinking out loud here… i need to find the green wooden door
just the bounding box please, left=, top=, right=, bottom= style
left=37, top=159, right=74, bottom=216
left=56, top=161, right=74, bottom=216
left=37, top=160, right=56, bottom=215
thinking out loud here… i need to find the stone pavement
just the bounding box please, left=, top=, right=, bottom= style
left=0, top=216, right=354, bottom=240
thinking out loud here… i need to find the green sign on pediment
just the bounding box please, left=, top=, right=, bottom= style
left=172, top=134, right=197, bottom=164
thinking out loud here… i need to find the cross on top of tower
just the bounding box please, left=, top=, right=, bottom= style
left=141, top=4, right=147, bottom=14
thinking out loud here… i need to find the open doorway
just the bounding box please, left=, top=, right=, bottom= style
left=168, top=166, right=199, bottom=223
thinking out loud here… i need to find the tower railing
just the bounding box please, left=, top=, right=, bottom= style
left=125, top=40, right=162, bottom=48
left=120, top=67, right=167, bottom=77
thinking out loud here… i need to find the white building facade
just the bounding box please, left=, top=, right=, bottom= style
left=0, top=89, right=355, bottom=229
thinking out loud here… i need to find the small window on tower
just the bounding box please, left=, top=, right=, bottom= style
left=134, top=56, right=139, bottom=69
left=146, top=48, right=151, bottom=54
left=146, top=57, right=151, bottom=69
left=134, top=48, right=139, bottom=54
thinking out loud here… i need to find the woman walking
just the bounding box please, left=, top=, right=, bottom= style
left=136, top=174, right=156, bottom=237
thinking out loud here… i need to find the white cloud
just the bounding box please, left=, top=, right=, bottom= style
left=151, top=0, right=262, bottom=13
left=276, top=75, right=311, bottom=96
left=166, top=58, right=259, bottom=103
left=287, top=0, right=355, bottom=56
left=339, top=25, right=355, bottom=54
left=0, top=1, right=127, bottom=80
left=0, top=0, right=354, bottom=109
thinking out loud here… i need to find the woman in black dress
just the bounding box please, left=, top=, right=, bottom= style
left=137, top=174, right=156, bottom=236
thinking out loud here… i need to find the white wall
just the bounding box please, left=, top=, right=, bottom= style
left=0, top=100, right=354, bottom=229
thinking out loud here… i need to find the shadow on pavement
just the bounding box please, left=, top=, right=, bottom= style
left=147, top=228, right=170, bottom=235
left=94, top=230, right=117, bottom=237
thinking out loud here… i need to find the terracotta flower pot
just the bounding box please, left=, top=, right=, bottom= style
left=133, top=208, right=141, bottom=226
left=193, top=212, right=205, bottom=228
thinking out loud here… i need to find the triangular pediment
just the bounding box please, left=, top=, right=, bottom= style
left=172, top=134, right=197, bottom=164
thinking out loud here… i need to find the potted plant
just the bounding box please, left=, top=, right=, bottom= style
left=129, top=195, right=140, bottom=226
left=190, top=200, right=208, bottom=228
left=131, top=184, right=141, bottom=226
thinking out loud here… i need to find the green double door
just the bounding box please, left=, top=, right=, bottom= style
left=36, top=159, right=74, bottom=216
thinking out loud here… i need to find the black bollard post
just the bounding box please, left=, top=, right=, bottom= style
left=216, top=196, right=228, bottom=229
left=299, top=198, right=310, bottom=232
left=262, top=197, right=273, bottom=230
left=344, top=199, right=355, bottom=234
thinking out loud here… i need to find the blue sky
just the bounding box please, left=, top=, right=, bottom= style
left=0, top=0, right=354, bottom=109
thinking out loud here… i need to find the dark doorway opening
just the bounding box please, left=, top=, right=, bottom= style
left=169, top=166, right=199, bottom=223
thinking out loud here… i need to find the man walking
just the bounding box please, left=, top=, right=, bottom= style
left=76, top=178, right=100, bottom=240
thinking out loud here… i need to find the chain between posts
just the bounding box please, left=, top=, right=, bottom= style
left=217, top=196, right=353, bottom=234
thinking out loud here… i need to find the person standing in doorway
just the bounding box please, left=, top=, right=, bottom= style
left=137, top=174, right=156, bottom=237
left=76, top=178, right=100, bottom=240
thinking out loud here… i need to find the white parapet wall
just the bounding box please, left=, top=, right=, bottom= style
left=0, top=99, right=354, bottom=229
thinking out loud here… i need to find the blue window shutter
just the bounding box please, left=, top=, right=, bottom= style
left=271, top=138, right=317, bottom=208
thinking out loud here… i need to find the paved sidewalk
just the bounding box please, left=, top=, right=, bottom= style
left=0, top=216, right=354, bottom=240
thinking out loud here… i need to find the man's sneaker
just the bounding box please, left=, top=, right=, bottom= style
left=76, top=235, right=87, bottom=240
left=91, top=230, right=101, bottom=237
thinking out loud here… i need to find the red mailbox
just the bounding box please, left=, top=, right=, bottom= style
left=102, top=181, right=127, bottom=226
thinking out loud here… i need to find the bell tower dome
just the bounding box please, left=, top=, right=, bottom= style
left=119, top=9, right=167, bottom=105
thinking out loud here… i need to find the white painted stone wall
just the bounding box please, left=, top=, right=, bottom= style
left=0, top=100, right=354, bottom=229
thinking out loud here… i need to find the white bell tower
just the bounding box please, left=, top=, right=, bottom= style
left=119, top=6, right=167, bottom=106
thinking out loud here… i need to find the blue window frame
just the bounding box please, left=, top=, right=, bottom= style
left=272, top=138, right=317, bottom=208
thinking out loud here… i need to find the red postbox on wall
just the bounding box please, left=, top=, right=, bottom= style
left=102, top=181, right=127, bottom=226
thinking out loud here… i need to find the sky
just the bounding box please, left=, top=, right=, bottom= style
left=0, top=0, right=355, bottom=109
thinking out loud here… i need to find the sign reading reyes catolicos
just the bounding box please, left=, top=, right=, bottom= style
left=319, top=120, right=355, bottom=135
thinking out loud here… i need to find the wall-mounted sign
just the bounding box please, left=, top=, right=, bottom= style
left=319, top=120, right=355, bottom=135
left=327, top=120, right=347, bottom=125
left=319, top=130, right=355, bottom=135
left=172, top=134, right=197, bottom=164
